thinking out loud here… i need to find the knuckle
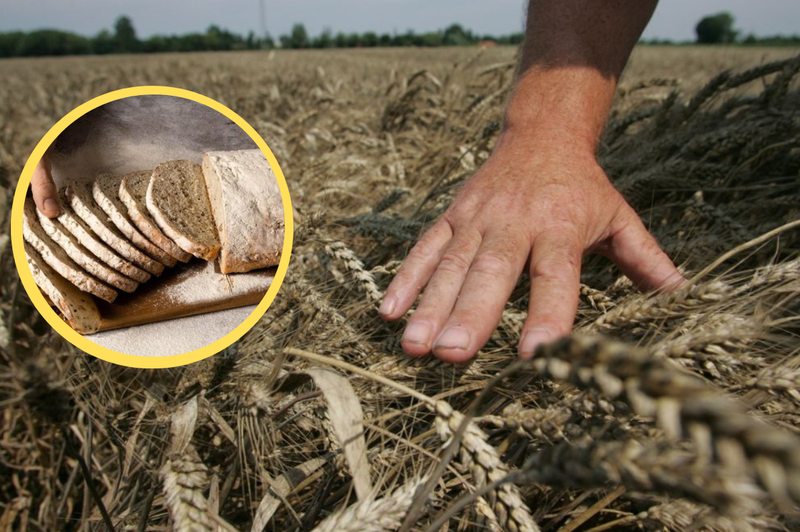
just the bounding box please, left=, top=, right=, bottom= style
left=437, top=252, right=471, bottom=275
left=408, top=238, right=440, bottom=261
left=470, top=252, right=513, bottom=277
left=390, top=267, right=415, bottom=289
left=532, top=255, right=579, bottom=283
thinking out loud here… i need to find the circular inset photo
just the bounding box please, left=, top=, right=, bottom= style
left=11, top=87, right=293, bottom=367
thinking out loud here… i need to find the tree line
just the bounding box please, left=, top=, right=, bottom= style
left=0, top=16, right=522, bottom=58
left=1, top=13, right=797, bottom=58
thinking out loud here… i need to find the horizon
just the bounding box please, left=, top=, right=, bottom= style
left=3, top=1, right=799, bottom=43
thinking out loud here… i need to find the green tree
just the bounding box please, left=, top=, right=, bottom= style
left=443, top=23, right=472, bottom=45
left=420, top=31, right=442, bottom=47
left=284, top=23, right=309, bottom=48
left=313, top=28, right=332, bottom=48
left=0, top=31, right=24, bottom=57
left=92, top=29, right=115, bottom=54
left=362, top=31, right=378, bottom=47
left=114, top=15, right=138, bottom=52
left=379, top=33, right=392, bottom=47
left=16, top=30, right=91, bottom=56
left=695, top=12, right=738, bottom=44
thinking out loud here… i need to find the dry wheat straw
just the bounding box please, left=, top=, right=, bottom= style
left=160, top=448, right=222, bottom=532
left=520, top=436, right=763, bottom=511
left=323, top=239, right=383, bottom=302
left=310, top=479, right=425, bottom=532
left=435, top=401, right=540, bottom=532
left=591, top=281, right=732, bottom=332
left=531, top=335, right=800, bottom=510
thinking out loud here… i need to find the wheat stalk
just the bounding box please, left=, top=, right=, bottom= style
left=531, top=335, right=800, bottom=510
left=310, top=479, right=424, bottom=532
left=323, top=239, right=383, bottom=302
left=435, top=401, right=540, bottom=532
left=160, top=447, right=237, bottom=532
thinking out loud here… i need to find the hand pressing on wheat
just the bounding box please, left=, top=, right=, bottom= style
left=380, top=128, right=682, bottom=362
left=31, top=153, right=60, bottom=217
left=380, top=0, right=684, bottom=362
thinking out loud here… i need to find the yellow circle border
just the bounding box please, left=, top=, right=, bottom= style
left=10, top=86, right=294, bottom=369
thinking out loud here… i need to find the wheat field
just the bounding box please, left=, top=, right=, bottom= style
left=1, top=45, right=799, bottom=531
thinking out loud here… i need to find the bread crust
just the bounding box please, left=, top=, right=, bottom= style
left=202, top=150, right=284, bottom=274
left=23, top=198, right=117, bottom=303
left=25, top=242, right=101, bottom=334
left=93, top=174, right=178, bottom=267
left=119, top=170, right=192, bottom=262
left=66, top=181, right=165, bottom=276
left=56, top=194, right=151, bottom=283
left=146, top=160, right=220, bottom=261
left=36, top=207, right=139, bottom=293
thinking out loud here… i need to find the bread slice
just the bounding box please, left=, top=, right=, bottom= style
left=23, top=197, right=117, bottom=303
left=66, top=181, right=165, bottom=276
left=56, top=192, right=151, bottom=284
left=119, top=170, right=192, bottom=263
left=202, top=150, right=284, bottom=273
left=24, top=242, right=101, bottom=334
left=36, top=207, right=139, bottom=293
left=93, top=174, right=178, bottom=267
left=146, top=160, right=220, bottom=261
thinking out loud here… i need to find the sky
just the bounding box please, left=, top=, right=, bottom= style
left=1, top=0, right=799, bottom=41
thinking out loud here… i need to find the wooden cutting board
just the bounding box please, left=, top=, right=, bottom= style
left=93, top=260, right=275, bottom=331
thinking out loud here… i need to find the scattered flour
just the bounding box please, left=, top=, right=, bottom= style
left=87, top=305, right=256, bottom=357
left=165, top=260, right=272, bottom=306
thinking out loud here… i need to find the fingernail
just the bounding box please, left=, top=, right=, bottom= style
left=403, top=322, right=432, bottom=346
left=519, top=328, right=553, bottom=359
left=434, top=325, right=470, bottom=351
left=379, top=295, right=396, bottom=316
left=44, top=198, right=59, bottom=214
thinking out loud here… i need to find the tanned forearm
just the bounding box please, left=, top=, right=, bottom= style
left=504, top=0, right=658, bottom=152
left=382, top=0, right=681, bottom=364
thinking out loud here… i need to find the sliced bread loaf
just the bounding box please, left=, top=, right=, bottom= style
left=146, top=160, right=220, bottom=261
left=23, top=197, right=117, bottom=303
left=202, top=150, right=284, bottom=273
left=25, top=242, right=101, bottom=334
left=56, top=192, right=151, bottom=284
left=93, top=174, right=178, bottom=267
left=119, top=170, right=192, bottom=263
left=36, top=207, right=139, bottom=293
left=66, top=181, right=165, bottom=276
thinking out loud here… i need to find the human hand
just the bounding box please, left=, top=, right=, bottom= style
left=31, top=153, right=60, bottom=217
left=379, top=128, right=683, bottom=363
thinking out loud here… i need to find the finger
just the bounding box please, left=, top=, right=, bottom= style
left=432, top=231, right=527, bottom=363
left=606, top=211, right=685, bottom=291
left=518, top=231, right=582, bottom=359
left=401, top=230, right=482, bottom=357
left=31, top=157, right=60, bottom=218
left=380, top=220, right=453, bottom=320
